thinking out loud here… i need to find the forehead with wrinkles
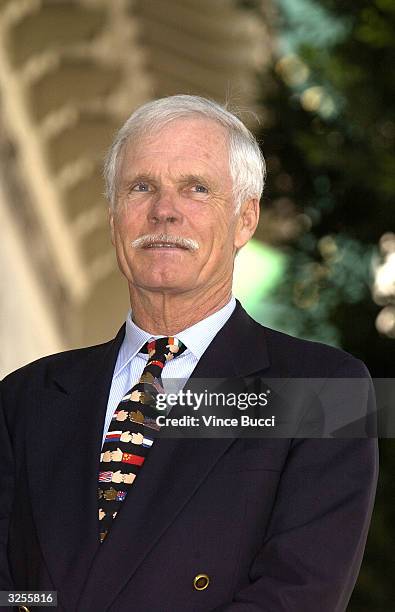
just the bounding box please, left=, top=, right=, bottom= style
left=118, top=117, right=232, bottom=186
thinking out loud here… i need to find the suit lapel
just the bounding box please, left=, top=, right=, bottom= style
left=77, top=302, right=271, bottom=610
left=26, top=326, right=125, bottom=611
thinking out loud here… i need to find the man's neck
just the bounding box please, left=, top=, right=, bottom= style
left=128, top=286, right=233, bottom=335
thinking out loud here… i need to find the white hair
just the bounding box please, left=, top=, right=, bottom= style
left=103, top=94, right=266, bottom=213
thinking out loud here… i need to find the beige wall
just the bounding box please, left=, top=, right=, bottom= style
left=0, top=0, right=273, bottom=375
left=0, top=186, right=63, bottom=377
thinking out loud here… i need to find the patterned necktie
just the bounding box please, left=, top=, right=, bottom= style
left=98, top=336, right=186, bottom=542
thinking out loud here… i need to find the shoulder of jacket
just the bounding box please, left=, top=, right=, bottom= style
left=262, top=325, right=368, bottom=377
left=1, top=340, right=110, bottom=386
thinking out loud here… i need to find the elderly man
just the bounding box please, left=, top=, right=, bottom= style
left=0, top=95, right=377, bottom=612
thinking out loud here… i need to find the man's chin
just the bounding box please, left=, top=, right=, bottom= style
left=132, top=276, right=194, bottom=294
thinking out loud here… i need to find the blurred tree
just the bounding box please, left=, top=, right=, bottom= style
left=247, top=0, right=395, bottom=609
left=252, top=0, right=395, bottom=374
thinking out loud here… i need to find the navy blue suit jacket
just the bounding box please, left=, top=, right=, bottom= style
left=0, top=302, right=378, bottom=611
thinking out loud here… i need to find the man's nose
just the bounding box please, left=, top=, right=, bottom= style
left=147, top=188, right=182, bottom=225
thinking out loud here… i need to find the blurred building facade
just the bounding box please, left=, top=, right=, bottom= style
left=0, top=0, right=272, bottom=376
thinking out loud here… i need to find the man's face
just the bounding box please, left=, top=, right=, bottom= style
left=109, top=117, right=258, bottom=297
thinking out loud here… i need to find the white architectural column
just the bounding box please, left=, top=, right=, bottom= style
left=0, top=186, right=64, bottom=377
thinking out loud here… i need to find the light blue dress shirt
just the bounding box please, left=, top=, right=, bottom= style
left=102, top=297, right=236, bottom=445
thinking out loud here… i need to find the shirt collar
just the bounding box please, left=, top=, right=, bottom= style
left=114, top=297, right=236, bottom=377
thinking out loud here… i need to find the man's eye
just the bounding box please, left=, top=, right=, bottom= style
left=131, top=182, right=151, bottom=192
left=193, top=184, right=208, bottom=194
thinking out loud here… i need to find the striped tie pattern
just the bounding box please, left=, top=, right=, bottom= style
left=98, top=336, right=186, bottom=542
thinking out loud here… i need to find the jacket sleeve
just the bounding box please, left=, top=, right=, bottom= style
left=0, top=382, right=15, bottom=590
left=210, top=362, right=379, bottom=612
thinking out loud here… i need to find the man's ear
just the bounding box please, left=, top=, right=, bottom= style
left=234, top=198, right=260, bottom=250
left=109, top=207, right=115, bottom=246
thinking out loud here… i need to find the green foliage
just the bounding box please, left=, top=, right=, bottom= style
left=255, top=1, right=395, bottom=607
left=258, top=0, right=394, bottom=374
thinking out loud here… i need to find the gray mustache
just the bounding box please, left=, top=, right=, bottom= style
left=131, top=233, right=199, bottom=251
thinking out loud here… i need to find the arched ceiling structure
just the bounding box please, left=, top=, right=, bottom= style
left=0, top=0, right=272, bottom=360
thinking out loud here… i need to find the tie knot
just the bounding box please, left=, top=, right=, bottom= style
left=141, top=336, right=186, bottom=364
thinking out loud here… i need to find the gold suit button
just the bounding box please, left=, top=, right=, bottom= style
left=193, top=573, right=210, bottom=590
